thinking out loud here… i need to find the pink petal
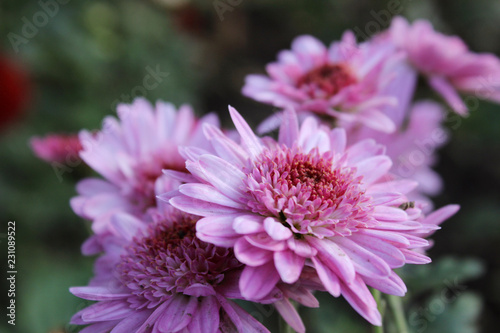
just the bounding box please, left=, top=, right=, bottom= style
left=357, top=109, right=396, bottom=133
left=79, top=321, right=118, bottom=333
left=329, top=128, right=346, bottom=154
left=228, top=106, right=264, bottom=159
left=239, top=262, right=280, bottom=300
left=421, top=204, right=460, bottom=226
left=274, top=250, right=305, bottom=284
left=367, top=179, right=419, bottom=195
left=109, top=311, right=151, bottom=333
left=308, top=237, right=356, bottom=283
left=245, top=233, right=287, bottom=251
left=170, top=195, right=241, bottom=216
left=281, top=285, right=319, bottom=308
left=186, top=296, right=220, bottom=333
left=157, top=295, right=198, bottom=332
left=401, top=248, right=431, bottom=264
left=233, top=214, right=265, bottom=234
left=373, top=206, right=409, bottom=222
left=350, top=233, right=406, bottom=268
left=219, top=298, right=271, bottom=333
left=363, top=271, right=407, bottom=297
left=196, top=215, right=240, bottom=238
left=81, top=300, right=133, bottom=322
left=76, top=178, right=118, bottom=196
left=311, top=256, right=341, bottom=297
left=162, top=169, right=197, bottom=183
left=278, top=108, right=300, bottom=147
left=179, top=183, right=246, bottom=209
left=340, top=276, right=381, bottom=326
left=428, top=75, right=468, bottom=114
left=287, top=238, right=318, bottom=257
left=203, top=123, right=249, bottom=164
left=334, top=237, right=391, bottom=279
left=355, top=156, right=392, bottom=185
left=275, top=298, right=306, bottom=333
left=183, top=284, right=216, bottom=297
left=110, top=213, right=143, bottom=241
left=235, top=238, right=273, bottom=267
left=69, top=286, right=128, bottom=301
left=264, top=217, right=293, bottom=241
left=198, top=154, right=247, bottom=200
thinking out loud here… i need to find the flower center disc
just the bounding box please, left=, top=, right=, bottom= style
left=297, top=63, right=357, bottom=98
left=118, top=216, right=241, bottom=309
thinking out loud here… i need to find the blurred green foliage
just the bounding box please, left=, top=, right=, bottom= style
left=1, top=0, right=499, bottom=332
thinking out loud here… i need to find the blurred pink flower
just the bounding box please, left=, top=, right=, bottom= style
left=346, top=101, right=448, bottom=209
left=169, top=107, right=458, bottom=326
left=389, top=16, right=500, bottom=114
left=70, top=98, right=219, bottom=252
left=30, top=133, right=82, bottom=164
left=242, top=32, right=403, bottom=133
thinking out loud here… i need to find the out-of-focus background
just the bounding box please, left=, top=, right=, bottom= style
left=1, top=0, right=500, bottom=332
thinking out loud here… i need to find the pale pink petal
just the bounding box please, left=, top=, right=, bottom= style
left=235, top=238, right=273, bottom=267
left=186, top=296, right=220, bottom=333
left=228, top=106, right=264, bottom=159
left=373, top=206, right=408, bottom=222
left=334, top=237, right=391, bottom=278
left=239, top=262, right=280, bottom=300
left=363, top=271, right=407, bottom=297
left=196, top=215, right=240, bottom=238
left=275, top=298, right=306, bottom=333
left=170, top=196, right=241, bottom=216
left=69, top=287, right=129, bottom=301
left=157, top=295, right=198, bottom=332
left=340, top=276, right=381, bottom=326
left=233, top=214, right=265, bottom=234
left=179, top=183, right=246, bottom=209
left=264, top=217, right=293, bottom=241
left=308, top=237, right=356, bottom=283
left=278, top=108, right=300, bottom=147
left=109, top=311, right=151, bottom=333
left=355, top=155, right=392, bottom=185
left=198, top=154, right=247, bottom=200
left=428, top=75, right=467, bottom=114
left=311, top=256, right=341, bottom=297
left=274, top=250, right=305, bottom=284
left=81, top=301, right=133, bottom=322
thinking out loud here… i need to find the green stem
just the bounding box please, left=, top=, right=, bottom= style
left=387, top=295, right=409, bottom=333
left=372, top=288, right=385, bottom=333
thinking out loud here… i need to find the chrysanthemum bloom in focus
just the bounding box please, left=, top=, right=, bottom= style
left=169, top=107, right=458, bottom=325
left=242, top=32, right=402, bottom=133
left=30, top=133, right=83, bottom=164
left=389, top=16, right=500, bottom=114
left=71, top=98, right=218, bottom=254
left=70, top=206, right=273, bottom=333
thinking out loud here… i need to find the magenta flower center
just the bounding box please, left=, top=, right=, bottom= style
left=246, top=147, right=373, bottom=236
left=297, top=63, right=357, bottom=98
left=118, top=215, right=242, bottom=309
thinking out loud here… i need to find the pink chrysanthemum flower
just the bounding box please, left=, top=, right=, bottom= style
left=70, top=207, right=276, bottom=333
left=389, top=16, right=500, bottom=114
left=346, top=101, right=448, bottom=208
left=30, top=133, right=83, bottom=164
left=242, top=32, right=402, bottom=133
left=70, top=98, right=218, bottom=252
left=169, top=107, right=458, bottom=325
